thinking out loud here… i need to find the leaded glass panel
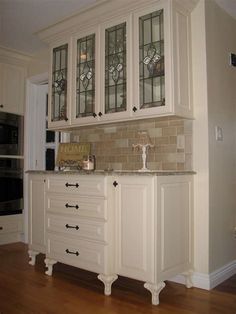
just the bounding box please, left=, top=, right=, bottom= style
left=76, top=34, right=95, bottom=118
left=105, top=22, right=127, bottom=114
left=139, top=10, right=165, bottom=109
left=51, top=44, right=68, bottom=121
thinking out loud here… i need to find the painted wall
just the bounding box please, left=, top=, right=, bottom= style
left=205, top=0, right=236, bottom=272
left=27, top=48, right=49, bottom=78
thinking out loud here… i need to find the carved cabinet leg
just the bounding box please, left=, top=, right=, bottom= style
left=28, top=250, right=39, bottom=266
left=144, top=282, right=166, bottom=305
left=97, top=274, right=118, bottom=296
left=182, top=270, right=193, bottom=288
left=44, top=258, right=57, bottom=276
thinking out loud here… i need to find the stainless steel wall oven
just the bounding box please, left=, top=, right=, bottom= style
left=0, top=113, right=23, bottom=216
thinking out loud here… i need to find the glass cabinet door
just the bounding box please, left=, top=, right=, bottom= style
left=51, top=44, right=69, bottom=122
left=139, top=9, right=165, bottom=109
left=76, top=34, right=96, bottom=118
left=104, top=21, right=128, bottom=116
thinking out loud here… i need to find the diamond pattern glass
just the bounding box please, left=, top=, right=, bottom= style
left=76, top=34, right=95, bottom=118
left=51, top=44, right=68, bottom=121
left=105, top=22, right=126, bottom=114
left=139, top=10, right=165, bottom=109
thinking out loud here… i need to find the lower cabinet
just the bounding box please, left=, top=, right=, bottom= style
left=28, top=172, right=193, bottom=305
left=0, top=214, right=23, bottom=245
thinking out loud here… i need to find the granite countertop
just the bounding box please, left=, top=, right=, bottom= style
left=27, top=170, right=196, bottom=176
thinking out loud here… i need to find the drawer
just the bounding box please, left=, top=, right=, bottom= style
left=46, top=194, right=107, bottom=220
left=0, top=215, right=23, bottom=234
left=47, top=234, right=106, bottom=274
left=46, top=175, right=106, bottom=197
left=46, top=214, right=107, bottom=242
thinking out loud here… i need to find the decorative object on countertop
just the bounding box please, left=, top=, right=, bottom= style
left=82, top=155, right=96, bottom=171
left=56, top=143, right=91, bottom=170
left=133, top=131, right=154, bottom=172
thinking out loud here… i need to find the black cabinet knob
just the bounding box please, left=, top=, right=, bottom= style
left=113, top=181, right=118, bottom=187
left=0, top=104, right=3, bottom=108
left=98, top=112, right=103, bottom=117
left=64, top=117, right=68, bottom=121
left=93, top=112, right=97, bottom=118
left=132, top=106, right=137, bottom=112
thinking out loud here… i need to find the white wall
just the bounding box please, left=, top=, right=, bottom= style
left=205, top=0, right=236, bottom=272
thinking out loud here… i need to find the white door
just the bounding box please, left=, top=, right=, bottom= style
left=114, top=176, right=155, bottom=282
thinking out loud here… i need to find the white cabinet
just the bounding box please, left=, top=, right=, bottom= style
left=28, top=174, right=46, bottom=265
left=0, top=214, right=23, bottom=245
left=112, top=174, right=193, bottom=305
left=28, top=172, right=193, bottom=305
left=114, top=176, right=154, bottom=282
left=44, top=174, right=117, bottom=295
left=0, top=63, right=25, bottom=115
left=45, top=0, right=193, bottom=130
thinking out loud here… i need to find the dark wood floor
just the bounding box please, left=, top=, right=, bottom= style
left=0, top=243, right=235, bottom=314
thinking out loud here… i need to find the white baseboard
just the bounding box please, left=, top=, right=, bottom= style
left=170, top=260, right=236, bottom=290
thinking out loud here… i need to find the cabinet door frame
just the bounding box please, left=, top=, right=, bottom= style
left=99, top=14, right=133, bottom=122
left=48, top=38, right=72, bottom=129
left=71, top=26, right=101, bottom=126
left=132, top=0, right=173, bottom=118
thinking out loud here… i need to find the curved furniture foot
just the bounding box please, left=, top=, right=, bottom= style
left=28, top=250, right=39, bottom=266
left=97, top=274, right=118, bottom=296
left=44, top=258, right=57, bottom=276
left=144, top=281, right=166, bottom=305
left=182, top=270, right=193, bottom=288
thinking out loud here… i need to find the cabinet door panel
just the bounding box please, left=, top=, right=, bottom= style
left=115, top=176, right=154, bottom=282
left=100, top=15, right=132, bottom=122
left=28, top=175, right=46, bottom=253
left=48, top=40, right=71, bottom=129
left=0, top=63, right=25, bottom=115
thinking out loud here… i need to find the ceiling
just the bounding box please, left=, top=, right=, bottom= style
left=0, top=0, right=236, bottom=56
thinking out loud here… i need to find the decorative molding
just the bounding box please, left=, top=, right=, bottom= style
left=36, top=0, right=196, bottom=44
left=170, top=260, right=236, bottom=290
left=0, top=45, right=32, bottom=65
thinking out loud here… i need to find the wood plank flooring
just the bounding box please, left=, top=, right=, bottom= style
left=0, top=243, right=235, bottom=314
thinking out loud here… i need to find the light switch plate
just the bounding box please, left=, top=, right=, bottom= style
left=215, top=126, right=223, bottom=141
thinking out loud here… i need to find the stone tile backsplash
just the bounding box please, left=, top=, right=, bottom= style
left=70, top=117, right=193, bottom=171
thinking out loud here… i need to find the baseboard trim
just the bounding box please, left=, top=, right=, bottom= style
left=170, top=260, right=236, bottom=290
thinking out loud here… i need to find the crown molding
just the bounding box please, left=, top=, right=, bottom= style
left=0, top=46, right=32, bottom=65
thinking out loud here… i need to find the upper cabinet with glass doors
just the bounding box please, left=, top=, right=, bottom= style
left=45, top=0, right=194, bottom=129
left=48, top=41, right=71, bottom=129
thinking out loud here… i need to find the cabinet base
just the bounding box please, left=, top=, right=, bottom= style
left=182, top=270, right=193, bottom=288
left=44, top=258, right=57, bottom=276
left=97, top=274, right=118, bottom=296
left=28, top=250, right=40, bottom=266
left=144, top=281, right=166, bottom=305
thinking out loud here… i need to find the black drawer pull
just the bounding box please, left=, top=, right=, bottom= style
left=65, top=249, right=79, bottom=256
left=65, top=223, right=79, bottom=230
left=113, top=181, right=118, bottom=187
left=98, top=111, right=103, bottom=117
left=93, top=112, right=97, bottom=118
left=65, top=203, right=79, bottom=209
left=0, top=226, right=3, bottom=230
left=0, top=104, right=3, bottom=108
left=65, top=182, right=79, bottom=188
left=132, top=106, right=137, bottom=112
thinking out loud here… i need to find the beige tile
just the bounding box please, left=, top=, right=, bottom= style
left=162, top=162, right=177, bottom=170
left=168, top=120, right=184, bottom=126
left=162, top=127, right=177, bottom=136
left=185, top=135, right=192, bottom=153
left=148, top=128, right=162, bottom=138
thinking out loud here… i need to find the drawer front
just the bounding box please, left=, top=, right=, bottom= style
left=46, top=194, right=107, bottom=220
left=46, top=214, right=107, bottom=242
left=47, top=234, right=106, bottom=274
left=46, top=176, right=106, bottom=197
left=0, top=215, right=23, bottom=234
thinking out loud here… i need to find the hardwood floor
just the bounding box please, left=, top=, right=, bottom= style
left=0, top=243, right=235, bottom=314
